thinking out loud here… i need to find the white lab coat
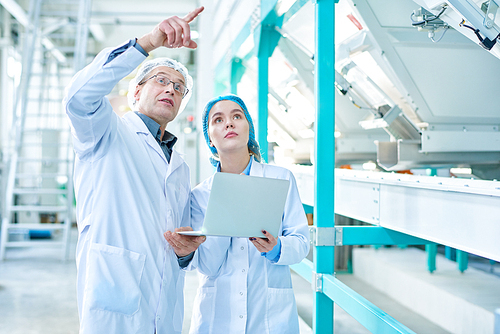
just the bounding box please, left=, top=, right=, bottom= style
left=188, top=161, right=310, bottom=334
left=63, top=42, right=191, bottom=334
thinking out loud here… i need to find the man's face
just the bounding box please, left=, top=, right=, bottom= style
left=134, top=66, right=186, bottom=127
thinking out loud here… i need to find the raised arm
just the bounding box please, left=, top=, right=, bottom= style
left=63, top=7, right=204, bottom=159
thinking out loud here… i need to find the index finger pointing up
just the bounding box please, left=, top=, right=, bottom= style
left=183, top=6, right=204, bottom=23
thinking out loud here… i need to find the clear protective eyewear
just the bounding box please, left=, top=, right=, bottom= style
left=139, top=74, right=189, bottom=98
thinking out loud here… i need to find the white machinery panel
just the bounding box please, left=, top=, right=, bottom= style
left=335, top=177, right=380, bottom=225
left=334, top=169, right=500, bottom=262
left=379, top=183, right=500, bottom=261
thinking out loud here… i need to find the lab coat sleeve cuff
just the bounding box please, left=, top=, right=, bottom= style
left=177, top=251, right=195, bottom=268
left=133, top=39, right=149, bottom=56
left=263, top=238, right=282, bottom=262
left=104, top=39, right=148, bottom=65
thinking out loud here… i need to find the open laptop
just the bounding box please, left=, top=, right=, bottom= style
left=178, top=172, right=290, bottom=238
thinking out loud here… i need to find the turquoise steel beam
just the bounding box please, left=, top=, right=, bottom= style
left=213, top=0, right=312, bottom=98
left=426, top=244, right=437, bottom=273
left=230, top=57, right=246, bottom=94
left=445, top=246, right=456, bottom=261
left=290, top=258, right=314, bottom=284
left=257, top=28, right=270, bottom=162
left=303, top=204, right=314, bottom=214
left=457, top=250, right=469, bottom=272
left=337, top=226, right=431, bottom=246
left=322, top=275, right=417, bottom=334
left=256, top=25, right=280, bottom=162
left=313, top=0, right=335, bottom=333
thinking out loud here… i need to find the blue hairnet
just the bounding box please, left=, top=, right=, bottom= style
left=202, top=94, right=262, bottom=167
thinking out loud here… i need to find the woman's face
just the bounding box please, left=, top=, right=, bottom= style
left=208, top=100, right=250, bottom=156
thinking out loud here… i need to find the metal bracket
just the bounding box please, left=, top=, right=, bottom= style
left=484, top=1, right=499, bottom=29
left=335, top=227, right=343, bottom=246
left=310, top=226, right=343, bottom=246
left=313, top=272, right=323, bottom=293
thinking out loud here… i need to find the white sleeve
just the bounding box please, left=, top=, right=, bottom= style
left=185, top=184, right=231, bottom=276
left=63, top=41, right=146, bottom=160
left=273, top=170, right=310, bottom=265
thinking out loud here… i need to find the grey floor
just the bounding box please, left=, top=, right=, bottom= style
left=0, top=227, right=447, bottom=334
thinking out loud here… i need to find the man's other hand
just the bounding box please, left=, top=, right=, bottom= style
left=164, top=226, right=206, bottom=257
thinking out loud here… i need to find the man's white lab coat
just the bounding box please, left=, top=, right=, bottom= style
left=64, top=41, right=190, bottom=334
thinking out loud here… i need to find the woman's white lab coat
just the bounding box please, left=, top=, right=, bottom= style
left=64, top=42, right=190, bottom=334
left=188, top=161, right=310, bottom=334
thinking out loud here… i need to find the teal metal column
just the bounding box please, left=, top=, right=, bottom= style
left=426, top=244, right=437, bottom=273
left=457, top=250, right=468, bottom=273
left=257, top=27, right=272, bottom=162
left=230, top=57, right=245, bottom=94
left=313, top=0, right=335, bottom=333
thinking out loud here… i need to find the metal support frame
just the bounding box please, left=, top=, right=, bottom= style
left=313, top=0, right=335, bottom=332
left=230, top=57, right=245, bottom=94
left=1, top=0, right=85, bottom=261
left=223, top=0, right=452, bottom=332
left=426, top=243, right=437, bottom=273
left=257, top=24, right=280, bottom=162
left=457, top=250, right=469, bottom=273
left=74, top=0, right=92, bottom=71
left=293, top=259, right=417, bottom=334
left=310, top=226, right=431, bottom=246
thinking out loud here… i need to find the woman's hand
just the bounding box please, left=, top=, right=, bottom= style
left=249, top=230, right=278, bottom=252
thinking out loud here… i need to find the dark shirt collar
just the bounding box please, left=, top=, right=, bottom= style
left=134, top=111, right=177, bottom=148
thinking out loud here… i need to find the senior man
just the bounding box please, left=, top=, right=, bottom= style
left=63, top=7, right=205, bottom=334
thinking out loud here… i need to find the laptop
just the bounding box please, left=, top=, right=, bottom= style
left=178, top=172, right=290, bottom=238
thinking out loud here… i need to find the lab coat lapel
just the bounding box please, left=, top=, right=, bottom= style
left=123, top=112, right=168, bottom=166
left=249, top=159, right=264, bottom=177
left=167, top=150, right=184, bottom=175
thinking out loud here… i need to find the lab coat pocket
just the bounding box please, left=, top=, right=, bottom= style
left=267, top=287, right=299, bottom=334
left=87, top=243, right=146, bottom=315
left=190, top=286, right=216, bottom=333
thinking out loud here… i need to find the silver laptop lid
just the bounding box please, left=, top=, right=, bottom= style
left=201, top=172, right=290, bottom=238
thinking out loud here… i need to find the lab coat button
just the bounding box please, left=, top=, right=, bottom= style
left=240, top=291, right=243, bottom=295
left=239, top=315, right=243, bottom=319
left=242, top=269, right=245, bottom=272
left=240, top=246, right=244, bottom=250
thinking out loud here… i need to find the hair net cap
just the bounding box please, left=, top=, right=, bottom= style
left=202, top=94, right=262, bottom=167
left=127, top=57, right=193, bottom=113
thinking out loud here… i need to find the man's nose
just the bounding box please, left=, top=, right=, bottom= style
left=164, top=82, right=175, bottom=94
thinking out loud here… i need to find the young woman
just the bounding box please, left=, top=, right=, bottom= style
left=186, top=94, right=309, bottom=334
